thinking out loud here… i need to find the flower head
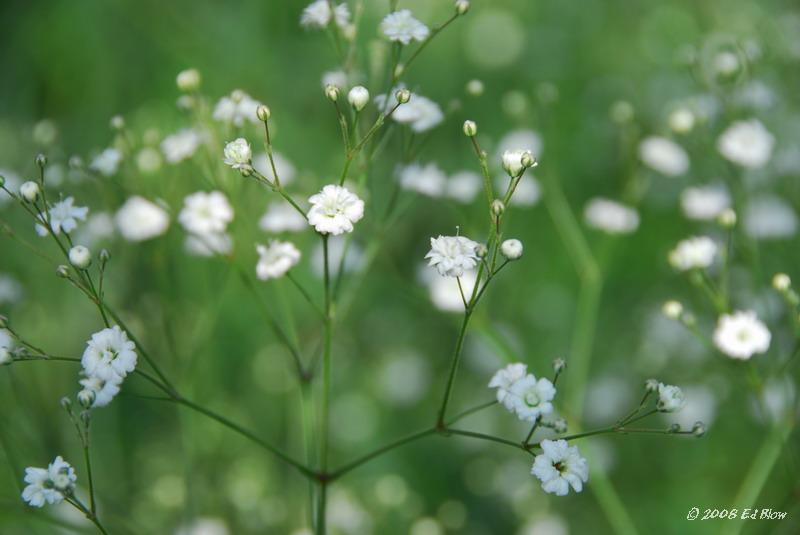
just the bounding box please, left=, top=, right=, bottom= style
left=584, top=198, right=639, bottom=234
left=668, top=236, right=717, bottom=271
left=223, top=138, right=252, bottom=170
left=213, top=91, right=263, bottom=127
left=375, top=90, right=443, bottom=133
left=256, top=240, right=301, bottom=280
left=680, top=185, right=731, bottom=221
left=501, top=150, right=533, bottom=177
left=81, top=325, right=137, bottom=382
left=179, top=191, right=234, bottom=236
left=501, top=239, right=523, bottom=260
left=717, top=119, right=774, bottom=169
left=307, top=185, right=364, bottom=235
left=89, top=148, right=123, bottom=177
left=507, top=374, right=556, bottom=422
left=380, top=10, right=429, bottom=45
left=425, top=235, right=480, bottom=277
left=531, top=440, right=589, bottom=496
left=36, top=197, right=89, bottom=237
left=78, top=374, right=122, bottom=408
left=300, top=0, right=350, bottom=29
left=115, top=196, right=170, bottom=242
left=639, top=136, right=689, bottom=176
left=22, top=456, right=76, bottom=508
left=488, top=363, right=528, bottom=409
left=397, top=163, right=447, bottom=198
left=657, top=383, right=685, bottom=412
left=162, top=129, right=203, bottom=164
left=713, top=310, right=771, bottom=360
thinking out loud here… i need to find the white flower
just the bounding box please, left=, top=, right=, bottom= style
left=300, top=0, right=350, bottom=29
left=639, top=136, right=689, bottom=176
left=531, top=440, right=589, bottom=496
left=717, top=119, right=774, bottom=169
left=398, top=163, right=447, bottom=197
left=68, top=245, right=91, bottom=269
left=259, top=201, right=307, bottom=233
left=35, top=197, right=89, bottom=237
left=713, top=310, right=771, bottom=360
left=507, top=374, right=556, bottom=422
left=115, top=196, right=170, bottom=242
left=253, top=152, right=297, bottom=185
left=89, top=148, right=123, bottom=177
left=223, top=138, right=252, bottom=170
left=488, top=363, right=528, bottom=409
left=0, top=328, right=13, bottom=365
left=161, top=129, right=203, bottom=164
left=22, top=456, right=77, bottom=508
left=375, top=90, right=444, bottom=133
left=743, top=196, right=798, bottom=240
left=380, top=10, right=429, bottom=45
left=185, top=232, right=233, bottom=257
left=78, top=374, right=122, bottom=408
left=680, top=185, right=731, bottom=221
left=446, top=171, right=482, bottom=203
left=81, top=325, right=137, bottom=382
left=176, top=68, right=201, bottom=92
left=178, top=191, right=233, bottom=236
left=136, top=147, right=163, bottom=173
left=501, top=239, right=523, bottom=260
left=20, top=181, right=40, bottom=203
left=425, top=235, right=480, bottom=277
left=501, top=150, right=534, bottom=177
left=348, top=86, right=370, bottom=111
left=584, top=198, right=639, bottom=234
left=256, top=241, right=301, bottom=280
left=668, top=236, right=717, bottom=271
left=307, top=185, right=364, bottom=235
left=0, top=274, right=23, bottom=305
left=668, top=107, right=695, bottom=134
left=657, top=383, right=685, bottom=412
left=213, top=91, right=263, bottom=127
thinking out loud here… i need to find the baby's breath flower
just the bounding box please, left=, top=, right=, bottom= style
left=213, top=91, right=263, bottom=127
left=583, top=198, right=639, bottom=234
left=501, top=149, right=532, bottom=177
left=455, top=0, right=470, bottom=15
left=657, top=383, right=685, bottom=412
left=466, top=79, right=484, bottom=97
left=772, top=273, right=791, bottom=292
left=638, top=136, right=689, bottom=176
left=380, top=10, right=429, bottom=45
left=81, top=325, right=137, bottom=382
left=662, top=300, right=683, bottom=320
left=35, top=197, right=89, bottom=237
left=668, top=236, right=717, bottom=271
left=348, top=86, right=370, bottom=111
left=68, top=245, right=91, bottom=269
left=375, top=89, right=443, bottom=133
left=531, top=440, right=589, bottom=496
left=505, top=374, right=556, bottom=422
left=300, top=0, right=350, bottom=30
left=718, top=208, right=737, bottom=228
left=176, top=68, right=201, bottom=92
left=20, top=181, right=40, bottom=203
left=425, top=235, right=480, bottom=277
left=500, top=238, right=523, bottom=260
left=77, top=388, right=96, bottom=409
left=325, top=84, right=341, bottom=102
left=89, top=148, right=123, bottom=177
left=78, top=374, right=121, bottom=408
left=395, top=88, right=411, bottom=104
left=488, top=363, right=527, bottom=409
left=256, top=105, right=271, bottom=122
left=115, top=196, right=170, bottom=242
left=398, top=162, right=447, bottom=198
left=223, top=138, right=252, bottom=171
left=178, top=191, right=234, bottom=236
left=717, top=119, right=774, bottom=169
left=680, top=185, right=731, bottom=221
left=307, top=185, right=365, bottom=235
left=462, top=120, right=477, bottom=137
left=22, top=456, right=76, bottom=508
left=713, top=310, right=771, bottom=360
left=668, top=107, right=695, bottom=134
left=161, top=129, right=203, bottom=164
left=256, top=240, right=302, bottom=280
left=259, top=201, right=307, bottom=233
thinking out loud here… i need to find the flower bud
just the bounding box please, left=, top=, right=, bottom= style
left=662, top=300, right=683, bottom=320
left=20, top=181, right=40, bottom=203
left=521, top=151, right=536, bottom=169
left=99, top=249, right=111, bottom=264
left=176, top=69, right=201, bottom=92
left=395, top=88, right=411, bottom=104
left=78, top=389, right=96, bottom=409
left=463, top=120, right=477, bottom=137
left=110, top=115, right=125, bottom=131
left=0, top=347, right=11, bottom=365
left=35, top=153, right=47, bottom=168
left=645, top=378, right=659, bottom=392
left=325, top=84, right=340, bottom=102
left=69, top=246, right=92, bottom=269
left=668, top=423, right=681, bottom=434
left=348, top=86, right=370, bottom=111
left=772, top=273, right=791, bottom=292
left=718, top=208, right=737, bottom=228
left=552, top=358, right=566, bottom=373
left=501, top=238, right=523, bottom=260
left=60, top=397, right=72, bottom=410
left=490, top=199, right=505, bottom=217
left=231, top=89, right=245, bottom=103
left=552, top=418, right=567, bottom=434
left=455, top=0, right=470, bottom=15
left=256, top=105, right=271, bottom=122
left=692, top=421, right=706, bottom=437
left=56, top=265, right=70, bottom=279
left=475, top=243, right=488, bottom=258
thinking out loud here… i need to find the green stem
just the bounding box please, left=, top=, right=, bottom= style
left=436, top=310, right=473, bottom=427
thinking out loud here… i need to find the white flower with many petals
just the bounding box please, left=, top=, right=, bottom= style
left=680, top=185, right=731, bottom=221
left=161, top=129, right=203, bottom=164
left=213, top=91, right=262, bottom=127
left=36, top=197, right=89, bottom=237
left=717, top=119, right=774, bottom=169
left=223, top=138, right=252, bottom=170
left=256, top=240, right=301, bottom=280
left=668, top=236, right=717, bottom=271
left=179, top=191, right=233, bottom=236
left=507, top=374, right=556, bottom=422
left=307, top=185, right=364, bottom=235
left=89, top=148, right=123, bottom=177
left=639, top=136, right=689, bottom=176
left=78, top=374, right=122, bottom=408
left=713, top=310, right=771, bottom=360
left=425, top=235, right=480, bottom=278
left=22, top=456, right=76, bottom=508
left=81, top=325, right=137, bottom=382
left=531, top=440, right=589, bottom=496
left=398, top=163, right=447, bottom=197
left=584, top=198, right=639, bottom=234
left=115, top=196, right=170, bottom=242
left=375, top=90, right=443, bottom=133
left=259, top=201, right=307, bottom=233
left=300, top=0, right=350, bottom=29
left=380, top=10, right=429, bottom=45
left=488, top=363, right=528, bottom=409
left=657, top=383, right=685, bottom=412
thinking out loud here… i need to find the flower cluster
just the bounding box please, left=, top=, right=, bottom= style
left=178, top=191, right=235, bottom=256
left=489, top=363, right=556, bottom=422
left=307, top=185, right=364, bottom=235
left=425, top=235, right=480, bottom=278
left=22, top=456, right=77, bottom=508
left=78, top=326, right=137, bottom=408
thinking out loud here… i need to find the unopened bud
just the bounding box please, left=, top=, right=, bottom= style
left=325, top=84, right=340, bottom=102
left=553, top=358, right=566, bottom=374
left=56, top=265, right=70, bottom=278
left=521, top=151, right=536, bottom=168
left=692, top=421, right=706, bottom=437
left=20, top=181, right=40, bottom=203
left=662, top=300, right=683, bottom=320
left=500, top=238, right=523, bottom=260
left=110, top=115, right=125, bottom=131
left=69, top=246, right=92, bottom=269
left=466, top=79, right=484, bottom=97
left=463, top=120, right=477, bottom=137
left=231, top=89, right=245, bottom=103
left=176, top=69, right=201, bottom=92
left=491, top=199, right=505, bottom=216
left=552, top=418, right=567, bottom=433
left=256, top=105, right=271, bottom=122
left=35, top=153, right=47, bottom=168
left=99, top=249, right=111, bottom=263
left=455, top=0, right=470, bottom=15
left=60, top=397, right=72, bottom=410
left=78, top=389, right=96, bottom=409
left=772, top=273, right=791, bottom=292
left=348, top=86, right=370, bottom=111
left=395, top=88, right=411, bottom=104
left=718, top=208, right=737, bottom=228
left=645, top=378, right=659, bottom=392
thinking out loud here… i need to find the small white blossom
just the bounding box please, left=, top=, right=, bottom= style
left=375, top=89, right=443, bottom=133
left=78, top=374, right=122, bottom=408
left=81, top=325, right=137, bottom=382
left=20, top=181, right=40, bottom=203
left=178, top=191, right=234, bottom=236
left=68, top=245, right=91, bottom=269
left=176, top=68, right=201, bottom=92
left=259, top=201, right=307, bottom=233
left=115, top=196, right=170, bottom=242
left=584, top=198, right=639, bottom=234
left=161, top=129, right=203, bottom=164
left=488, top=363, right=528, bottom=409
left=501, top=239, right=523, bottom=260
left=213, top=91, right=263, bottom=127
left=36, top=197, right=89, bottom=237
left=501, top=150, right=532, bottom=177
left=307, top=185, right=364, bottom=235
left=425, top=235, right=480, bottom=277
left=22, top=456, right=77, bottom=508
left=668, top=107, right=695, bottom=134
left=531, top=440, right=589, bottom=496
left=507, top=374, right=556, bottom=422
left=380, top=10, right=429, bottom=45
left=680, top=185, right=731, bottom=221
left=89, top=148, right=123, bottom=177
left=743, top=196, right=798, bottom=240
left=717, top=119, right=774, bottom=169
left=300, top=0, right=350, bottom=29
left=668, top=236, right=717, bottom=271
left=223, top=138, right=252, bottom=170
left=657, top=383, right=685, bottom=412
left=347, top=86, right=370, bottom=111
left=639, top=136, right=689, bottom=176
left=255, top=240, right=301, bottom=280
left=397, top=163, right=447, bottom=198
left=713, top=310, right=771, bottom=360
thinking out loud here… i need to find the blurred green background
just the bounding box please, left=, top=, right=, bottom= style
left=1, top=0, right=799, bottom=533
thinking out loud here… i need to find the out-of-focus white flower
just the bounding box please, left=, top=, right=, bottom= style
left=136, top=147, right=163, bottom=174
left=213, top=91, right=263, bottom=127
left=680, top=184, right=731, bottom=221
left=81, top=325, right=137, bottom=382
left=300, top=0, right=350, bottom=29
left=78, top=374, right=121, bottom=408
left=639, top=136, right=689, bottom=176
left=115, top=196, right=170, bottom=242
left=175, top=518, right=230, bottom=535
left=584, top=198, right=639, bottom=234
left=446, top=171, right=482, bottom=203
left=35, top=197, right=89, bottom=237
left=488, top=363, right=528, bottom=409
left=259, top=201, right=307, bottom=233
left=507, top=374, right=556, bottom=422
left=425, top=268, right=477, bottom=312
left=89, top=148, right=123, bottom=177
left=223, top=138, right=252, bottom=170
left=76, top=212, right=115, bottom=246
left=668, top=107, right=695, bottom=134
left=380, top=10, right=429, bottom=45
left=425, top=235, right=480, bottom=277
left=22, top=456, right=76, bottom=508
left=713, top=310, right=771, bottom=360
left=176, top=69, right=201, bottom=92
left=495, top=129, right=543, bottom=161
left=500, top=239, right=523, bottom=260
left=494, top=175, right=541, bottom=207
left=668, top=236, right=717, bottom=271
left=375, top=90, right=443, bottom=133
left=185, top=232, right=233, bottom=257
left=531, top=440, right=588, bottom=496
left=734, top=80, right=775, bottom=110
left=161, top=129, right=203, bottom=164
left=717, top=119, right=774, bottom=169
left=662, top=300, right=683, bottom=320
left=20, top=181, right=40, bottom=203
left=0, top=168, right=21, bottom=205
left=256, top=240, right=301, bottom=280
left=744, top=196, right=798, bottom=240
left=398, top=163, right=447, bottom=197
left=253, top=152, right=297, bottom=185
left=772, top=273, right=791, bottom=292
left=656, top=383, right=685, bottom=412
left=322, top=70, right=348, bottom=90
left=713, top=51, right=740, bottom=77
left=178, top=191, right=233, bottom=236
left=0, top=275, right=23, bottom=306
left=307, top=185, right=364, bottom=235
